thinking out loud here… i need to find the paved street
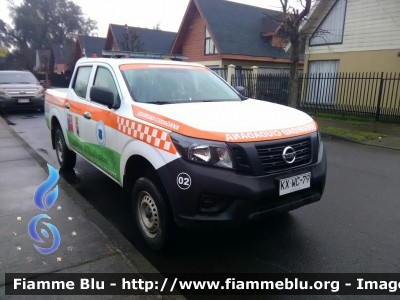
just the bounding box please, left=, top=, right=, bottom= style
left=3, top=110, right=400, bottom=276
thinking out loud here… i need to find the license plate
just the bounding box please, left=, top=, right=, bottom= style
left=279, top=172, right=311, bottom=196
left=18, top=99, right=30, bottom=103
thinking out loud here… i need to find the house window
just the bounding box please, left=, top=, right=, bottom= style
left=306, top=60, right=339, bottom=105
left=205, top=28, right=218, bottom=55
left=309, top=0, right=347, bottom=46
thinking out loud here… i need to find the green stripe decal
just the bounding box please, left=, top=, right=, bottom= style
left=67, top=131, right=121, bottom=182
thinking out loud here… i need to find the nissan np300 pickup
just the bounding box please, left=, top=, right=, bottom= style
left=45, top=57, right=327, bottom=250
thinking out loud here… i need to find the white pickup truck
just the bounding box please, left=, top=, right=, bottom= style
left=45, top=57, right=327, bottom=250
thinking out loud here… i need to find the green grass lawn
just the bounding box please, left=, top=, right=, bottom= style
left=320, top=126, right=384, bottom=142
left=310, top=113, right=375, bottom=126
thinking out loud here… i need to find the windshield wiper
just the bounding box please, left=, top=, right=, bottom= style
left=199, top=99, right=243, bottom=102
left=144, top=101, right=175, bottom=105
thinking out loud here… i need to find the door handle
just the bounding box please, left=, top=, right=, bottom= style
left=83, top=112, right=91, bottom=120
left=65, top=103, right=70, bottom=109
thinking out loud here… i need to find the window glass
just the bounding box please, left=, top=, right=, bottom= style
left=310, top=0, right=347, bottom=45
left=306, top=60, right=339, bottom=105
left=93, top=67, right=119, bottom=106
left=0, top=72, right=38, bottom=84
left=205, top=28, right=217, bottom=55
left=121, top=66, right=241, bottom=104
left=72, top=66, right=92, bottom=98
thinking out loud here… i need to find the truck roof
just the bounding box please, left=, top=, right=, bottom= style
left=76, top=57, right=205, bottom=68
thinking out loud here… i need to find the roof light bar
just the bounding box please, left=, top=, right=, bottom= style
left=102, top=50, right=188, bottom=60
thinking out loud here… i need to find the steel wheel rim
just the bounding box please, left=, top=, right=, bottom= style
left=137, top=191, right=159, bottom=239
left=56, top=136, right=64, bottom=163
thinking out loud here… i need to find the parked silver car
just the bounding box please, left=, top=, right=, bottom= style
left=0, top=70, right=45, bottom=112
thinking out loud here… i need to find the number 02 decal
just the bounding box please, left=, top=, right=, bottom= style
left=177, top=173, right=191, bottom=190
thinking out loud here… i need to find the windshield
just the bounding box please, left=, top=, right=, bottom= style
left=0, top=72, right=38, bottom=84
left=120, top=64, right=241, bottom=104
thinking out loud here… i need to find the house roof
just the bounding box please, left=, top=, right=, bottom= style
left=109, top=24, right=177, bottom=54
left=193, top=0, right=292, bottom=59
left=77, top=35, right=106, bottom=57
left=51, top=44, right=71, bottom=64
left=35, top=49, right=51, bottom=70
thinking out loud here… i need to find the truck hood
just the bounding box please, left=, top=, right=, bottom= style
left=131, top=99, right=317, bottom=143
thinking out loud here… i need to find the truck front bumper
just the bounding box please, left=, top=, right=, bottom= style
left=0, top=96, right=45, bottom=111
left=157, top=142, right=327, bottom=230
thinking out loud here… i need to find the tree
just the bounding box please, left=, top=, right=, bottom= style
left=1, top=0, right=97, bottom=71
left=0, top=20, right=10, bottom=48
left=64, top=37, right=77, bottom=73
left=153, top=21, right=161, bottom=30
left=119, top=25, right=145, bottom=52
left=273, top=0, right=313, bottom=108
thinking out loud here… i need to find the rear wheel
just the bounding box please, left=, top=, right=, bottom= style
left=55, top=128, right=76, bottom=170
left=132, top=177, right=172, bottom=251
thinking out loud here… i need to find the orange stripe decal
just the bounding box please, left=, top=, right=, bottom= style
left=132, top=105, right=318, bottom=143
left=117, top=116, right=176, bottom=155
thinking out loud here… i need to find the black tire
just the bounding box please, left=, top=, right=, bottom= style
left=132, top=177, right=172, bottom=251
left=55, top=128, right=76, bottom=170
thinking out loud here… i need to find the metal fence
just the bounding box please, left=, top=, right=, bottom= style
left=210, top=68, right=228, bottom=80
left=233, top=72, right=400, bottom=123
left=34, top=73, right=71, bottom=88
left=210, top=67, right=254, bottom=82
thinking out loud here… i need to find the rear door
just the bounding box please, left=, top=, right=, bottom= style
left=79, top=63, right=122, bottom=183
left=64, top=65, right=93, bottom=156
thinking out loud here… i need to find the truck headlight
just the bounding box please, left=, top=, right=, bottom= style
left=171, top=132, right=234, bottom=169
left=317, top=129, right=321, bottom=152
left=36, top=87, right=44, bottom=96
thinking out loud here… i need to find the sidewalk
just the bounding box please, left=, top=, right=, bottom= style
left=316, top=119, right=400, bottom=151
left=0, top=116, right=161, bottom=299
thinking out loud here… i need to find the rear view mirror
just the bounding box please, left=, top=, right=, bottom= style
left=235, top=86, right=246, bottom=96
left=90, top=86, right=115, bottom=109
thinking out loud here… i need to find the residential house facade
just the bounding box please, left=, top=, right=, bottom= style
left=297, top=0, right=400, bottom=119
left=171, top=0, right=302, bottom=75
left=50, top=44, right=72, bottom=74
left=104, top=24, right=177, bottom=54
left=303, top=0, right=400, bottom=73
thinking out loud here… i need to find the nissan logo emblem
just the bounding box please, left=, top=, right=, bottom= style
left=282, top=146, right=296, bottom=164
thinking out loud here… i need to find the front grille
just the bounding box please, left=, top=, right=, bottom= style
left=255, top=137, right=312, bottom=173
left=5, top=89, right=37, bottom=98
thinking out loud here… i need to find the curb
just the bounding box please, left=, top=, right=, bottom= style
left=0, top=116, right=168, bottom=299
left=321, top=132, right=400, bottom=152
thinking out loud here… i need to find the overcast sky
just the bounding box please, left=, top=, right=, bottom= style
left=0, top=0, right=303, bottom=37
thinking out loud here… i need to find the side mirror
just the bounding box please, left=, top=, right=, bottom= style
left=90, top=86, right=115, bottom=109
left=235, top=86, right=246, bottom=96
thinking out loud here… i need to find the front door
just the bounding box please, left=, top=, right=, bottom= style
left=80, top=65, right=122, bottom=183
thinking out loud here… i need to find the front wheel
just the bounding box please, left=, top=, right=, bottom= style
left=55, top=128, right=76, bottom=170
left=132, top=177, right=172, bottom=251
